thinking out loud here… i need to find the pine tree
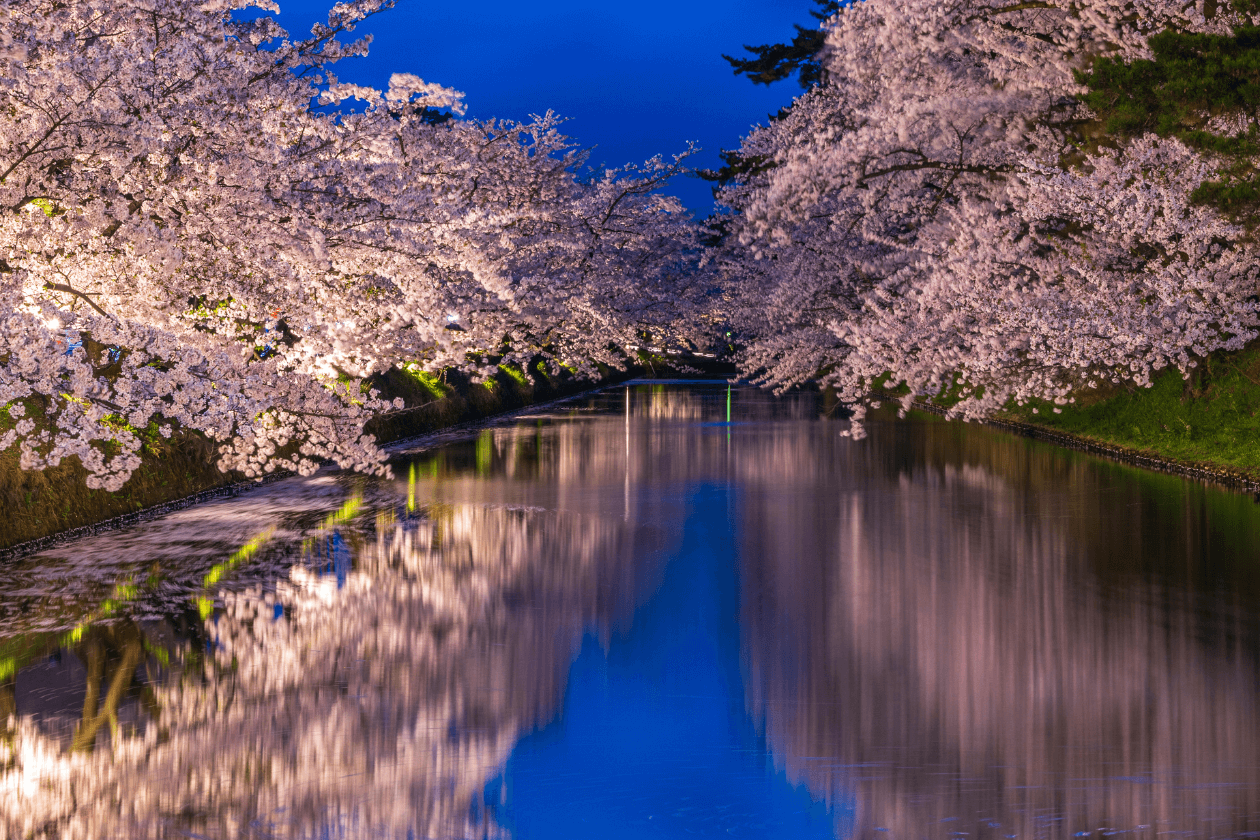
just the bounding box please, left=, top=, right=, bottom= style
left=722, top=0, right=843, bottom=89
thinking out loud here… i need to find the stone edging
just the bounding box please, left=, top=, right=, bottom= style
left=896, top=396, right=1260, bottom=495
left=0, top=384, right=621, bottom=564
left=0, top=475, right=288, bottom=564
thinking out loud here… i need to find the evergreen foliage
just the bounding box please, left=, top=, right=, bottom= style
left=697, top=149, right=775, bottom=193
left=704, top=1, right=842, bottom=195
left=1080, top=25, right=1260, bottom=215
left=722, top=0, right=842, bottom=88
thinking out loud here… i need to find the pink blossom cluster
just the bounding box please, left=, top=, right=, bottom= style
left=715, top=0, right=1260, bottom=431
left=0, top=0, right=703, bottom=489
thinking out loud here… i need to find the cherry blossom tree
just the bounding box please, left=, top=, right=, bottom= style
left=0, top=0, right=704, bottom=490
left=714, top=0, right=1260, bottom=430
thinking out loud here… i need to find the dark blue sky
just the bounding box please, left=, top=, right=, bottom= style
left=270, top=0, right=810, bottom=215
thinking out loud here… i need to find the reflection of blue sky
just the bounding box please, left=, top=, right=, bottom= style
left=486, top=487, right=848, bottom=838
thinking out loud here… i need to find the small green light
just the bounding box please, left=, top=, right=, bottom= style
left=408, top=462, right=416, bottom=512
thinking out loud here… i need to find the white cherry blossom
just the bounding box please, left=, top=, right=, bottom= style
left=716, top=0, right=1260, bottom=429
left=0, top=0, right=703, bottom=489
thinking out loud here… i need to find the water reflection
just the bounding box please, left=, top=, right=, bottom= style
left=740, top=415, right=1260, bottom=839
left=491, top=486, right=840, bottom=840
left=0, top=483, right=680, bottom=837
left=1, top=385, right=1260, bottom=838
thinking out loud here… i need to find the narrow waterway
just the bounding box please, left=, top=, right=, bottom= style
left=3, top=383, right=1260, bottom=839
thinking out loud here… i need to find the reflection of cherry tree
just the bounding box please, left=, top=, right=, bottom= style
left=735, top=422, right=1260, bottom=838
left=0, top=495, right=669, bottom=840
left=7, top=385, right=1260, bottom=839
left=67, top=624, right=148, bottom=754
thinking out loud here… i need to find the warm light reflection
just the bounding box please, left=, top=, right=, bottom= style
left=2, top=387, right=1260, bottom=839
left=196, top=526, right=276, bottom=619
left=408, top=461, right=417, bottom=512
left=737, top=415, right=1260, bottom=838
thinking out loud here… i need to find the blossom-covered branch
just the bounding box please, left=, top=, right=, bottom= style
left=715, top=0, right=1260, bottom=432
left=0, top=0, right=704, bottom=489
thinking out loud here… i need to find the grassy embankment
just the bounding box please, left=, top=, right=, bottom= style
left=991, top=346, right=1260, bottom=480
left=0, top=360, right=617, bottom=551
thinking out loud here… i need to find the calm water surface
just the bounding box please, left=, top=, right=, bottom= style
left=3, top=383, right=1260, bottom=839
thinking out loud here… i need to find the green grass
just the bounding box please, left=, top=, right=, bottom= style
left=498, top=363, right=528, bottom=386
left=1002, top=346, right=1260, bottom=476
left=399, top=365, right=449, bottom=399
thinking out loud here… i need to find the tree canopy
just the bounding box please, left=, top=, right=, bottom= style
left=710, top=0, right=1260, bottom=434
left=722, top=0, right=843, bottom=89
left=0, top=0, right=705, bottom=489
left=702, top=0, right=841, bottom=193
left=5, top=0, right=1260, bottom=487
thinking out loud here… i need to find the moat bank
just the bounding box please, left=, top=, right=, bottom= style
left=0, top=361, right=665, bottom=553
left=13, top=345, right=1260, bottom=555
left=992, top=344, right=1260, bottom=493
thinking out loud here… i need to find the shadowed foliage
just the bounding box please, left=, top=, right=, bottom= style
left=703, top=0, right=842, bottom=195
left=722, top=0, right=842, bottom=88
left=1080, top=23, right=1260, bottom=216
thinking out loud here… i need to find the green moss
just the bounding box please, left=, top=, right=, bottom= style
left=1004, top=346, right=1260, bottom=475
left=28, top=197, right=56, bottom=217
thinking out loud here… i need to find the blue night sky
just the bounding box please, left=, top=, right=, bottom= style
left=269, top=0, right=811, bottom=215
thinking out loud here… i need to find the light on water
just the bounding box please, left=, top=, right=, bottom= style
left=3, top=383, right=1260, bottom=838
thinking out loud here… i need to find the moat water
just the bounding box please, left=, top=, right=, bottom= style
left=4, top=382, right=1260, bottom=839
